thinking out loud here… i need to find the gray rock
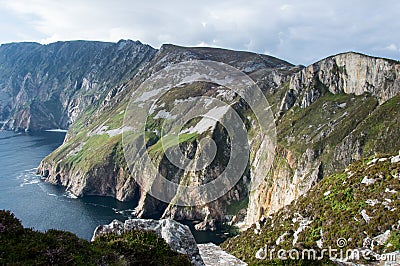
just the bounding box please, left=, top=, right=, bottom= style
left=373, top=230, right=391, bottom=245
left=92, top=218, right=205, bottom=266
left=391, top=153, right=400, bottom=163
left=361, top=210, right=371, bottom=224
left=194, top=218, right=216, bottom=231
left=91, top=219, right=124, bottom=241
left=198, top=243, right=247, bottom=266
left=361, top=176, right=376, bottom=185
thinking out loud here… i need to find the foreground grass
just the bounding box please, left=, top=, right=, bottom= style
left=0, top=210, right=190, bottom=265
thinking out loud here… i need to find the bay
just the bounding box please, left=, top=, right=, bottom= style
left=0, top=130, right=227, bottom=243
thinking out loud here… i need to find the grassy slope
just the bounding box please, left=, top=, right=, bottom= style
left=221, top=154, right=400, bottom=265
left=272, top=89, right=400, bottom=182
left=219, top=89, right=400, bottom=265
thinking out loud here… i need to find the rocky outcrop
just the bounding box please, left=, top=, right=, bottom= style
left=37, top=157, right=138, bottom=201
left=280, top=52, right=400, bottom=114
left=92, top=218, right=205, bottom=266
left=245, top=147, right=322, bottom=226
left=198, top=243, right=247, bottom=266
left=0, top=40, right=156, bottom=131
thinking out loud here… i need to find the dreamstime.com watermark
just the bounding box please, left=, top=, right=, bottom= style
left=255, top=238, right=398, bottom=262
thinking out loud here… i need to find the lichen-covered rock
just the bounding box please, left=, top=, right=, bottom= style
left=92, top=219, right=124, bottom=240
left=198, top=243, right=247, bottom=266
left=92, top=218, right=205, bottom=266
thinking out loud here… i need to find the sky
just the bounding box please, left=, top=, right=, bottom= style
left=0, top=0, right=399, bottom=65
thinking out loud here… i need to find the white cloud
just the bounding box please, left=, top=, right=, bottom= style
left=0, top=0, right=399, bottom=65
left=386, top=44, right=399, bottom=51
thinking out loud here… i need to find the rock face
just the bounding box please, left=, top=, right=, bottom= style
left=283, top=52, right=400, bottom=111
left=92, top=218, right=205, bottom=266
left=0, top=40, right=156, bottom=131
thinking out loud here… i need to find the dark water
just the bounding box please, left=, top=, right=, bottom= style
left=0, top=130, right=228, bottom=243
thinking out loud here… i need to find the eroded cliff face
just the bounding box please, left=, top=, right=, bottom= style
left=37, top=44, right=297, bottom=228
left=245, top=52, right=400, bottom=226
left=283, top=52, right=400, bottom=111
left=0, top=40, right=156, bottom=131
left=33, top=46, right=400, bottom=230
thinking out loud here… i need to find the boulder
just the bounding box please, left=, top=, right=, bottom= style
left=92, top=219, right=124, bottom=239
left=391, top=152, right=400, bottom=163
left=92, top=218, right=205, bottom=266
left=198, top=243, right=247, bottom=266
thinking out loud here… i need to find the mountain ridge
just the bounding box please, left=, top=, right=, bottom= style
left=0, top=39, right=156, bottom=131
left=0, top=40, right=399, bottom=265
left=1, top=39, right=399, bottom=132
left=317, top=50, right=400, bottom=65
left=28, top=42, right=400, bottom=235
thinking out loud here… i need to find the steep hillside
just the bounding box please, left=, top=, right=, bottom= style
left=245, top=52, right=400, bottom=225
left=222, top=153, right=400, bottom=265
left=36, top=45, right=400, bottom=234
left=37, top=44, right=297, bottom=229
left=0, top=40, right=156, bottom=131
left=0, top=210, right=191, bottom=265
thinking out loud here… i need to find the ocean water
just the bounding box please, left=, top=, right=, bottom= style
left=0, top=130, right=228, bottom=243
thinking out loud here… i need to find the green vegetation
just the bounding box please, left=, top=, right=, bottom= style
left=277, top=92, right=378, bottom=155
left=274, top=89, right=400, bottom=178
left=352, top=93, right=400, bottom=154
left=221, top=155, right=400, bottom=265
left=226, top=196, right=249, bottom=215
left=387, top=231, right=400, bottom=252
left=148, top=132, right=198, bottom=155
left=0, top=210, right=190, bottom=265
